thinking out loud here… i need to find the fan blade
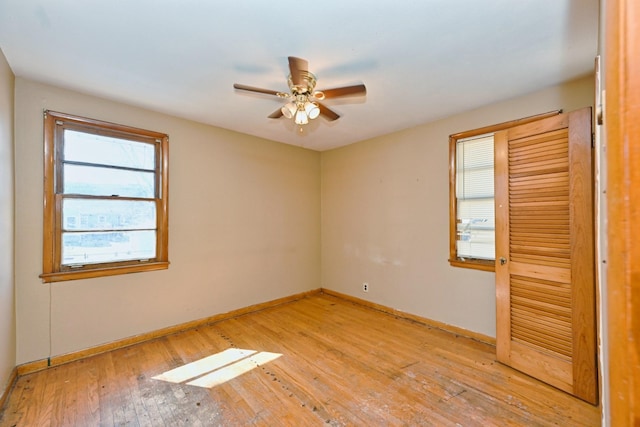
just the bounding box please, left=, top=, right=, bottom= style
left=318, top=103, right=340, bottom=121
left=268, top=108, right=284, bottom=119
left=320, top=84, right=367, bottom=99
left=288, top=56, right=309, bottom=86
left=233, top=83, right=281, bottom=96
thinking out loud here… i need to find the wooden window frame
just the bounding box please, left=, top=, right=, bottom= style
left=449, top=110, right=561, bottom=272
left=40, top=111, right=169, bottom=283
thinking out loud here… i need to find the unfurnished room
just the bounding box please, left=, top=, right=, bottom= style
left=0, top=0, right=639, bottom=426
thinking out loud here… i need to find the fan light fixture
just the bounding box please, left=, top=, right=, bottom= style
left=279, top=73, right=323, bottom=125
left=281, top=98, right=320, bottom=125
left=233, top=56, right=367, bottom=128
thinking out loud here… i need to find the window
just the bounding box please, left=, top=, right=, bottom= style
left=41, top=111, right=169, bottom=282
left=449, top=110, right=560, bottom=272
left=455, top=134, right=496, bottom=263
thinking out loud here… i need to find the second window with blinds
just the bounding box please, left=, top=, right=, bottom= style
left=448, top=111, right=561, bottom=272
left=454, top=134, right=496, bottom=267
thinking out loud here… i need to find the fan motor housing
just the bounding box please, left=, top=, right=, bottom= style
left=288, top=71, right=317, bottom=95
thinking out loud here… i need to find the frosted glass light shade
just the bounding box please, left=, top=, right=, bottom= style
left=281, top=102, right=296, bottom=119
left=294, top=109, right=309, bottom=125
left=305, top=102, right=320, bottom=119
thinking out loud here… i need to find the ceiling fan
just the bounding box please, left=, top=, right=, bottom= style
left=233, top=56, right=367, bottom=126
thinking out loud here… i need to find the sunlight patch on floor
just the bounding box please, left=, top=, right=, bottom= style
left=152, top=348, right=282, bottom=388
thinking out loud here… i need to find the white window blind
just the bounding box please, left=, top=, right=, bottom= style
left=456, top=134, right=495, bottom=260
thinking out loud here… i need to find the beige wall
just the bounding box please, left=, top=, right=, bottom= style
left=0, top=48, right=16, bottom=393
left=12, top=74, right=594, bottom=366
left=14, top=78, right=321, bottom=364
left=321, top=75, right=595, bottom=338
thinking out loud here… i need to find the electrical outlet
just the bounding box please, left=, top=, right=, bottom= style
left=362, top=282, right=369, bottom=292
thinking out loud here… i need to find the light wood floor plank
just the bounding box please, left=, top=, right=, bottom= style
left=0, top=293, right=600, bottom=426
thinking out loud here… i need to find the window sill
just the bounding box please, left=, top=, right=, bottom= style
left=40, top=261, right=169, bottom=283
left=448, top=259, right=495, bottom=272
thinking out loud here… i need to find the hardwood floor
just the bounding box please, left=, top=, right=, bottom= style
left=0, top=293, right=600, bottom=426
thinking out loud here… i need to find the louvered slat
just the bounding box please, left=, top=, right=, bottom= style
left=507, top=128, right=568, bottom=148
left=510, top=307, right=572, bottom=335
left=510, top=275, right=573, bottom=359
left=509, top=129, right=570, bottom=269
left=508, top=128, right=573, bottom=358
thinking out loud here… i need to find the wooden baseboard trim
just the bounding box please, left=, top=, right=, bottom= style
left=15, top=288, right=493, bottom=377
left=17, top=289, right=322, bottom=376
left=0, top=367, right=18, bottom=413
left=320, top=288, right=496, bottom=346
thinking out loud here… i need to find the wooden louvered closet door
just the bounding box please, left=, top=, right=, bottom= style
left=494, top=108, right=597, bottom=404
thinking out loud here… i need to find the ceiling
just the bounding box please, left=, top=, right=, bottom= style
left=0, top=0, right=599, bottom=151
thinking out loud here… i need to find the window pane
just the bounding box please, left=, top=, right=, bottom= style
left=455, top=134, right=495, bottom=261
left=457, top=229, right=495, bottom=260
left=62, top=230, right=156, bottom=265
left=457, top=166, right=494, bottom=199
left=63, top=199, right=156, bottom=231
left=456, top=135, right=495, bottom=199
left=457, top=136, right=493, bottom=167
left=64, top=130, right=156, bottom=170
left=457, top=198, right=495, bottom=228
left=63, top=164, right=155, bottom=198
left=457, top=197, right=495, bottom=260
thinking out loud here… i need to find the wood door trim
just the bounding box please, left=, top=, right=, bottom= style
left=605, top=0, right=640, bottom=423
left=568, top=108, right=597, bottom=402
left=510, top=340, right=573, bottom=393
left=494, top=130, right=510, bottom=364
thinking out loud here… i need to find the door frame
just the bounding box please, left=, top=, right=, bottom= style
left=605, top=0, right=640, bottom=424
